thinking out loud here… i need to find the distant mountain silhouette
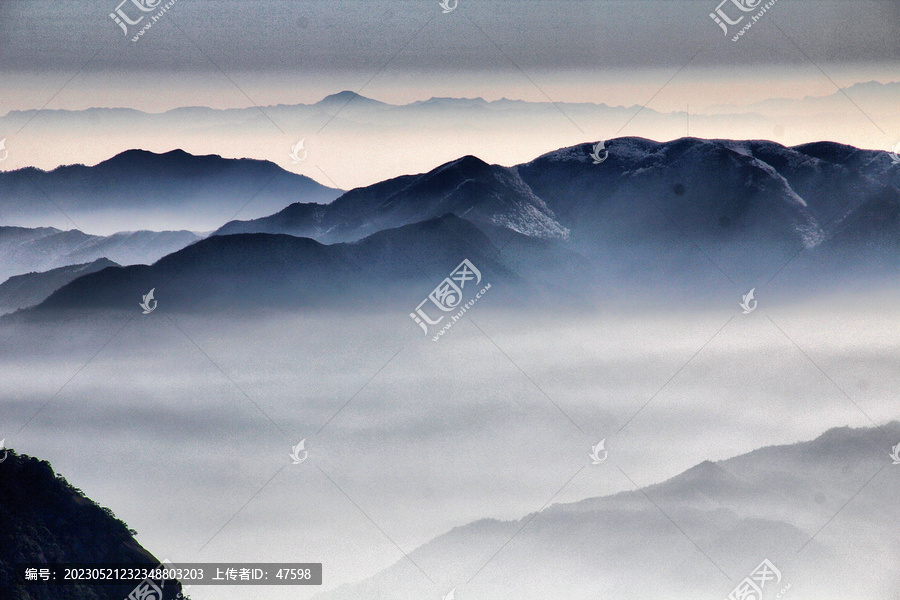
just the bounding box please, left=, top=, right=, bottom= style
left=0, top=225, right=200, bottom=283
left=0, top=257, right=117, bottom=314
left=314, top=423, right=900, bottom=600
left=315, top=90, right=390, bottom=110
left=3, top=83, right=897, bottom=192
left=0, top=149, right=342, bottom=232
left=0, top=449, right=183, bottom=600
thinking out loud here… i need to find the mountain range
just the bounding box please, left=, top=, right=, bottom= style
left=314, top=423, right=900, bottom=600
left=219, top=137, right=899, bottom=250
left=215, top=137, right=899, bottom=292
left=4, top=137, right=899, bottom=316
left=31, top=214, right=512, bottom=313
left=6, top=84, right=897, bottom=123
left=2, top=83, right=897, bottom=191
left=0, top=225, right=200, bottom=283
left=0, top=257, right=117, bottom=314
left=0, top=149, right=342, bottom=233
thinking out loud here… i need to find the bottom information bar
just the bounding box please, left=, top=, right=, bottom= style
left=18, top=563, right=322, bottom=586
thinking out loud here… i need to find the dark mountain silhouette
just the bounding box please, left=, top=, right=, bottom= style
left=0, top=258, right=118, bottom=314
left=520, top=138, right=899, bottom=249
left=216, top=202, right=328, bottom=238
left=13, top=138, right=900, bottom=314
left=30, top=214, right=511, bottom=313
left=0, top=149, right=342, bottom=232
left=4, top=82, right=896, bottom=190
left=216, top=137, right=899, bottom=287
left=219, top=138, right=900, bottom=245
left=216, top=154, right=568, bottom=243
left=0, top=226, right=200, bottom=283
left=0, top=449, right=183, bottom=600
left=314, top=423, right=900, bottom=600
left=512, top=137, right=899, bottom=287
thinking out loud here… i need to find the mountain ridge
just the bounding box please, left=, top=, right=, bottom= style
left=5, top=80, right=898, bottom=118
left=0, top=448, right=184, bottom=600
left=25, top=214, right=513, bottom=314
left=9, top=137, right=899, bottom=314
left=0, top=148, right=343, bottom=233
left=313, top=422, right=900, bottom=600
left=0, top=257, right=119, bottom=314
left=0, top=225, right=201, bottom=283
left=214, top=137, right=899, bottom=291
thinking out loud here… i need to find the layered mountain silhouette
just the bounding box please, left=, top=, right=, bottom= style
left=0, top=149, right=342, bottom=232
left=0, top=225, right=200, bottom=283
left=31, top=215, right=512, bottom=313
left=216, top=154, right=569, bottom=242
left=0, top=258, right=117, bottom=314
left=0, top=449, right=183, bottom=600
left=217, top=137, right=899, bottom=289
left=314, top=423, right=900, bottom=600
left=7, top=137, right=900, bottom=315
left=220, top=138, right=899, bottom=247
left=3, top=83, right=897, bottom=188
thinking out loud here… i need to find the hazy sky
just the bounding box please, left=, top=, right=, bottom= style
left=0, top=0, right=897, bottom=111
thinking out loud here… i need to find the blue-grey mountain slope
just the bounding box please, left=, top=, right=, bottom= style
left=0, top=257, right=118, bottom=314
left=26, top=214, right=513, bottom=314
left=0, top=226, right=200, bottom=282
left=314, top=423, right=900, bottom=600
left=0, top=149, right=342, bottom=232
left=217, top=137, right=899, bottom=290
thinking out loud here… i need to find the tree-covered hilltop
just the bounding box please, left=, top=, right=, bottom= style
left=0, top=449, right=184, bottom=600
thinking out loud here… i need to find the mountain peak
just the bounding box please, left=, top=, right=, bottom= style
left=316, top=91, right=384, bottom=106
left=95, top=147, right=221, bottom=170
left=439, top=154, right=492, bottom=173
